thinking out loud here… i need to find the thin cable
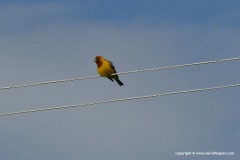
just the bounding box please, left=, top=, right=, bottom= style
left=0, top=75, right=99, bottom=91
left=0, top=57, right=239, bottom=91
left=115, top=57, right=240, bottom=76
left=1, top=83, right=239, bottom=117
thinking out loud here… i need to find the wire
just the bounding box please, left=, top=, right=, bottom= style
left=0, top=75, right=99, bottom=91
left=116, top=57, right=240, bottom=76
left=1, top=83, right=239, bottom=117
left=0, top=57, right=239, bottom=91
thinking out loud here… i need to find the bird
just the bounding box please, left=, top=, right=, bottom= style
left=94, top=56, right=124, bottom=86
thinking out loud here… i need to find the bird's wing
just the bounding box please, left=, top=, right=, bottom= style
left=107, top=60, right=117, bottom=73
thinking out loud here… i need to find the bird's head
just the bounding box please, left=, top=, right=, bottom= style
left=94, top=56, right=104, bottom=67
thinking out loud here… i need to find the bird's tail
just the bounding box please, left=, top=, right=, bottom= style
left=116, top=79, right=124, bottom=86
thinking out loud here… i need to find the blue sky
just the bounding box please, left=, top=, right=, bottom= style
left=1, top=0, right=240, bottom=31
left=0, top=1, right=240, bottom=160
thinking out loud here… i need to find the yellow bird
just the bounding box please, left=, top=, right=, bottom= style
left=94, top=56, right=124, bottom=86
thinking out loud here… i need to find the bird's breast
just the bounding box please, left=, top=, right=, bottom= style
left=98, top=63, right=114, bottom=77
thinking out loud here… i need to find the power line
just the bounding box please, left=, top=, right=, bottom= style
left=0, top=75, right=99, bottom=91
left=116, top=57, right=240, bottom=76
left=0, top=57, right=239, bottom=91
left=1, top=83, right=239, bottom=117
